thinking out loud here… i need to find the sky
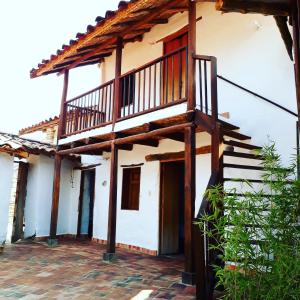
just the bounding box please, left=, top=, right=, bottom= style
left=0, top=0, right=120, bottom=134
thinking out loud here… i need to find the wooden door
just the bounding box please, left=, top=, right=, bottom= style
left=77, top=169, right=95, bottom=238
left=11, top=162, right=29, bottom=243
left=160, top=161, right=185, bottom=255
left=163, top=31, right=188, bottom=104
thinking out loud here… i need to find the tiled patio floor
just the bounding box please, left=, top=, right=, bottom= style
left=0, top=240, right=196, bottom=299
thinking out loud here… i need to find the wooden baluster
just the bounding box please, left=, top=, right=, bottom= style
left=172, top=54, right=175, bottom=102
left=154, top=64, right=157, bottom=108
left=143, top=69, right=146, bottom=111
left=138, top=72, right=141, bottom=113
left=101, top=85, right=105, bottom=123
left=109, top=83, right=113, bottom=122
left=179, top=51, right=182, bottom=100
left=160, top=60, right=163, bottom=105
left=165, top=57, right=169, bottom=104
left=104, top=86, right=108, bottom=123
left=204, top=61, right=208, bottom=114
left=199, top=60, right=203, bottom=112
left=148, top=66, right=152, bottom=110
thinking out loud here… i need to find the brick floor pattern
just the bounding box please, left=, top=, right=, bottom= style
left=0, top=241, right=196, bottom=299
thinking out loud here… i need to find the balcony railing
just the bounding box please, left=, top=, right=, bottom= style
left=62, top=49, right=218, bottom=137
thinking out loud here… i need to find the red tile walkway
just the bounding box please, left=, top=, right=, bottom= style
left=0, top=240, right=196, bottom=299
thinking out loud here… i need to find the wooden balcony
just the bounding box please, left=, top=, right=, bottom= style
left=61, top=48, right=218, bottom=138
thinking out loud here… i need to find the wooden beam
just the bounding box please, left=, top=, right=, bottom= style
left=216, top=0, right=291, bottom=16
left=182, top=125, right=196, bottom=284
left=159, top=132, right=185, bottom=142
left=57, top=70, right=69, bottom=139
left=49, top=154, right=62, bottom=239
left=104, top=143, right=118, bottom=260
left=116, top=133, right=159, bottom=147
left=57, top=122, right=193, bottom=155
left=274, top=16, right=293, bottom=61
left=145, top=145, right=211, bottom=162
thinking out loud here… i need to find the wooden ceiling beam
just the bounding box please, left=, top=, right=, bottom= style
left=58, top=0, right=178, bottom=75
left=216, top=0, right=292, bottom=16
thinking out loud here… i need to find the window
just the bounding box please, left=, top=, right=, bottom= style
left=121, top=167, right=141, bottom=210
left=121, top=74, right=135, bottom=108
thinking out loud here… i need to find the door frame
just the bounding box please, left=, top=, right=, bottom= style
left=77, top=169, right=96, bottom=238
left=158, top=159, right=185, bottom=255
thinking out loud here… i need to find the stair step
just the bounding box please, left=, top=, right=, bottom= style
left=223, top=151, right=263, bottom=160
left=223, top=178, right=264, bottom=183
left=225, top=193, right=273, bottom=197
left=218, top=119, right=240, bottom=131
left=223, top=130, right=251, bottom=141
left=224, top=140, right=262, bottom=150
left=223, top=163, right=264, bottom=171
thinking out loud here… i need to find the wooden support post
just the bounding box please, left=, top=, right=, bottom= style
left=113, top=37, right=123, bottom=127
left=48, top=154, right=62, bottom=246
left=187, top=0, right=196, bottom=111
left=57, top=70, right=69, bottom=140
left=103, top=142, right=118, bottom=261
left=182, top=126, right=196, bottom=285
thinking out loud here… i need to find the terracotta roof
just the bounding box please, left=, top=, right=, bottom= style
left=30, top=0, right=189, bottom=78
left=19, top=116, right=59, bottom=135
left=0, top=132, right=56, bottom=157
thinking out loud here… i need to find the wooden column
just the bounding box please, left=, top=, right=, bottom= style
left=57, top=70, right=69, bottom=139
left=103, top=142, right=119, bottom=261
left=182, top=125, right=196, bottom=285
left=113, top=37, right=123, bottom=127
left=187, top=0, right=196, bottom=111
left=49, top=154, right=62, bottom=245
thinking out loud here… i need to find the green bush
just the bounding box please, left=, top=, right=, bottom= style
left=197, top=144, right=300, bottom=300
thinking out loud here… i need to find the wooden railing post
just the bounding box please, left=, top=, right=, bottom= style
left=103, top=142, right=119, bottom=261
left=113, top=37, right=123, bottom=128
left=58, top=70, right=69, bottom=140
left=187, top=0, right=196, bottom=111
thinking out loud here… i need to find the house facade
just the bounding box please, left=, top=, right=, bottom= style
left=0, top=132, right=81, bottom=244
left=29, top=0, right=300, bottom=297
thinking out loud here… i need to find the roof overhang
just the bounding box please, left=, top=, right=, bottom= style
left=30, top=0, right=190, bottom=78
left=216, top=0, right=293, bottom=16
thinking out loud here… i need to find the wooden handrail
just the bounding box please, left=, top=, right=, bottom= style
left=66, top=80, right=114, bottom=104
left=120, top=46, right=188, bottom=79
left=217, top=75, right=298, bottom=117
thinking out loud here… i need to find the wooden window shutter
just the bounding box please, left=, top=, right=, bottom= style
left=121, top=167, right=141, bottom=210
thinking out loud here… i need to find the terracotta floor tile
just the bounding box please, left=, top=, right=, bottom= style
left=0, top=241, right=196, bottom=299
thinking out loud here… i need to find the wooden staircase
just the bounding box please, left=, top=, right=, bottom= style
left=195, top=122, right=266, bottom=300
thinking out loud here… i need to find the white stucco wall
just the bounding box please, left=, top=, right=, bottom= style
left=24, top=155, right=81, bottom=238
left=93, top=132, right=211, bottom=251
left=0, top=154, right=14, bottom=242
